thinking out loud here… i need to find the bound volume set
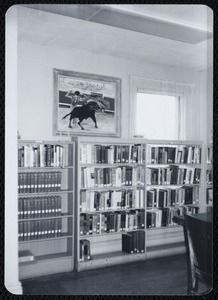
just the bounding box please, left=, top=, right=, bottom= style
left=18, top=196, right=62, bottom=219
left=18, top=171, right=62, bottom=193
left=18, top=218, right=62, bottom=241
left=122, top=231, right=145, bottom=254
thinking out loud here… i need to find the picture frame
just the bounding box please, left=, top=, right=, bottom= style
left=53, top=68, right=121, bottom=137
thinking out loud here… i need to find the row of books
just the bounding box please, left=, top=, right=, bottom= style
left=18, top=144, right=66, bottom=168
left=80, top=190, right=144, bottom=212
left=18, top=171, right=62, bottom=194
left=147, top=207, right=179, bottom=228
left=207, top=147, right=213, bottom=165
left=80, top=239, right=91, bottom=261
left=147, top=166, right=201, bottom=185
left=18, top=218, right=62, bottom=241
left=80, top=143, right=145, bottom=164
left=146, top=206, right=199, bottom=228
left=80, top=210, right=145, bottom=235
left=147, top=145, right=201, bottom=164
left=122, top=231, right=145, bottom=254
left=206, top=169, right=213, bottom=185
left=18, top=196, right=62, bottom=219
left=206, top=187, right=213, bottom=206
left=147, top=186, right=200, bottom=208
left=81, top=166, right=145, bottom=188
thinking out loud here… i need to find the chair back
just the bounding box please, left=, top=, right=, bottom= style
left=185, top=214, right=212, bottom=277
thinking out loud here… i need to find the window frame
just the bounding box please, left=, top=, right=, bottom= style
left=131, top=88, right=185, bottom=140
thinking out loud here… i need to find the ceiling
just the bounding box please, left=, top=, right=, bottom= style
left=18, top=5, right=213, bottom=71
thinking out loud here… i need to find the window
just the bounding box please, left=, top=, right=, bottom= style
left=135, top=92, right=181, bottom=140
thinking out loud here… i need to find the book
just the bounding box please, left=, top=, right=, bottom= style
left=122, top=232, right=134, bottom=254
left=80, top=239, right=91, bottom=261
left=18, top=250, right=35, bottom=263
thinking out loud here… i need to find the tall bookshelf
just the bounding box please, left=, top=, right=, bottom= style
left=206, top=145, right=213, bottom=209
left=73, top=137, right=147, bottom=271
left=145, top=140, right=203, bottom=259
left=18, top=140, right=75, bottom=279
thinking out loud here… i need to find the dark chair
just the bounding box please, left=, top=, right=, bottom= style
left=185, top=214, right=212, bottom=295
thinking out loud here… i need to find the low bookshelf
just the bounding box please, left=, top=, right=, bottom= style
left=18, top=140, right=75, bottom=279
left=145, top=140, right=203, bottom=258
left=72, top=136, right=147, bottom=271
left=206, top=145, right=213, bottom=210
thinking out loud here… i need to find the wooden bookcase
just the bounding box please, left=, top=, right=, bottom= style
left=18, top=138, right=204, bottom=276
left=206, top=145, right=213, bottom=209
left=72, top=137, right=204, bottom=271
left=73, top=136, right=147, bottom=271
left=18, top=140, right=75, bottom=279
left=145, top=140, right=203, bottom=259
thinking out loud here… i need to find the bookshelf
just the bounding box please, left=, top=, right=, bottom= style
left=73, top=136, right=147, bottom=271
left=206, top=145, right=213, bottom=209
left=72, top=137, right=204, bottom=270
left=18, top=138, right=204, bottom=276
left=18, top=141, right=75, bottom=279
left=145, top=140, right=203, bottom=258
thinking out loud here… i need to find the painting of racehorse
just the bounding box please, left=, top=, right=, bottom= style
left=53, top=69, right=121, bottom=137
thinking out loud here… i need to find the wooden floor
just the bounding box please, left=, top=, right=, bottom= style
left=21, top=254, right=190, bottom=295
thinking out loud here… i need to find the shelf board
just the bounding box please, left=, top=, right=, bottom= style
left=80, top=163, right=144, bottom=167
left=18, top=213, right=73, bottom=222
left=80, top=208, right=145, bottom=214
left=80, top=228, right=145, bottom=238
left=147, top=163, right=201, bottom=167
left=147, top=184, right=200, bottom=187
left=19, top=234, right=73, bottom=244
left=19, top=253, right=73, bottom=280
left=77, top=251, right=146, bottom=271
left=19, top=251, right=72, bottom=265
left=146, top=242, right=185, bottom=259
left=146, top=140, right=202, bottom=146
left=146, top=224, right=180, bottom=231
left=87, top=251, right=146, bottom=260
left=18, top=189, right=74, bottom=197
left=146, top=204, right=200, bottom=210
left=80, top=186, right=144, bottom=191
left=18, top=166, right=73, bottom=170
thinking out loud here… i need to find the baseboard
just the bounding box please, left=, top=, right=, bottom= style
left=4, top=281, right=23, bottom=295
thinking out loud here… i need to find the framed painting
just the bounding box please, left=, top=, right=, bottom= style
left=53, top=68, right=121, bottom=137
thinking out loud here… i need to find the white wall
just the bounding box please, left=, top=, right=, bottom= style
left=18, top=39, right=203, bottom=141
left=5, top=5, right=22, bottom=294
